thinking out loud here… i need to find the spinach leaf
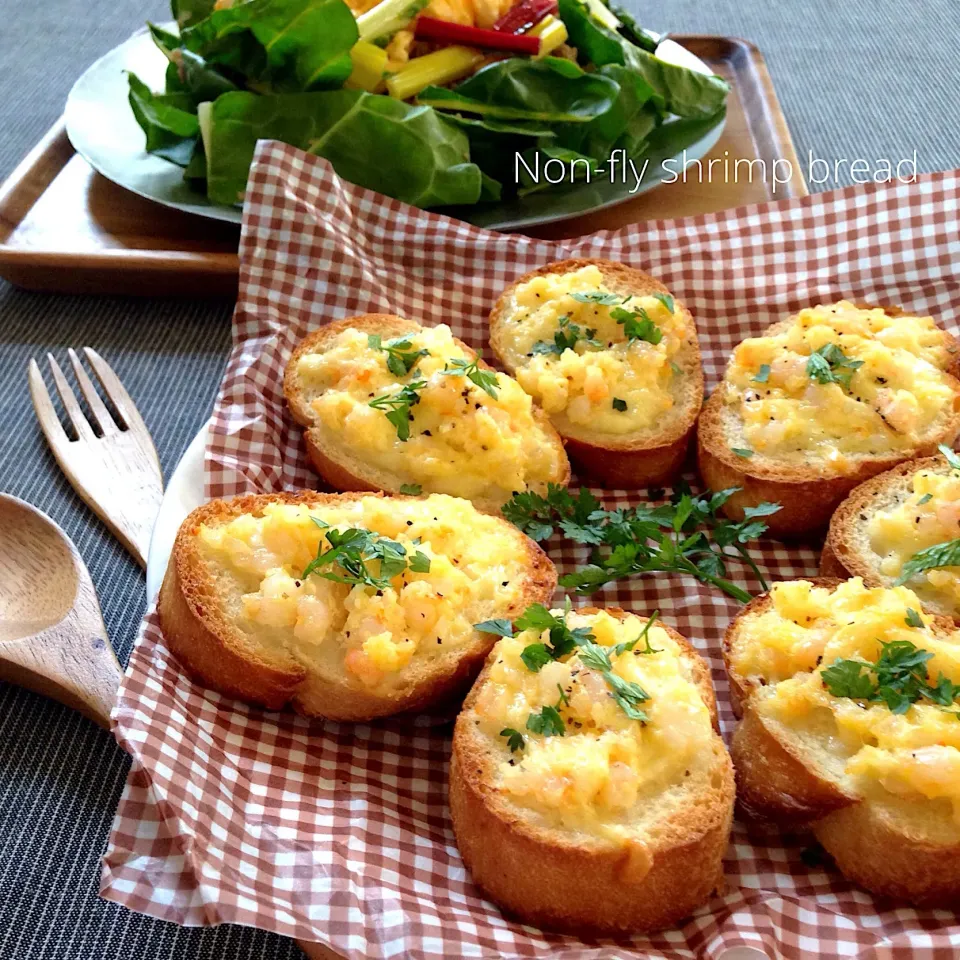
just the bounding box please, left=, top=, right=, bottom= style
left=183, top=0, right=358, bottom=92
left=204, top=90, right=483, bottom=207
left=558, top=0, right=728, bottom=118
left=127, top=73, right=199, bottom=167
left=419, top=57, right=619, bottom=124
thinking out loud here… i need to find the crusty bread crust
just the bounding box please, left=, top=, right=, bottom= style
left=698, top=309, right=960, bottom=539
left=450, top=608, right=734, bottom=935
left=488, top=259, right=703, bottom=489
left=814, top=800, right=960, bottom=907
left=725, top=577, right=960, bottom=903
left=820, top=455, right=960, bottom=620
left=283, top=314, right=570, bottom=512
left=158, top=490, right=557, bottom=720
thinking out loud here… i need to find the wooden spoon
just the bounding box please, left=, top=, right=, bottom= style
left=0, top=493, right=122, bottom=727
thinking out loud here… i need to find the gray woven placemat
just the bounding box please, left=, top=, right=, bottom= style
left=0, top=0, right=957, bottom=957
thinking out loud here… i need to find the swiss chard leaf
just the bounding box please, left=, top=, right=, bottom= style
left=127, top=73, right=200, bottom=167
left=419, top=57, right=619, bottom=124
left=557, top=0, right=728, bottom=118
left=204, top=90, right=483, bottom=207
left=183, top=0, right=358, bottom=92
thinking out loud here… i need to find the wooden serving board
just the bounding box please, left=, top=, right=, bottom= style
left=0, top=36, right=805, bottom=299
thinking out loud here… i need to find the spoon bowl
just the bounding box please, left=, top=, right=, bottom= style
left=0, top=494, right=123, bottom=726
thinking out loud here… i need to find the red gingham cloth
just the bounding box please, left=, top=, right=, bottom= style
left=101, top=141, right=960, bottom=958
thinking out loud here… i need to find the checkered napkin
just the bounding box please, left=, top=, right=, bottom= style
left=101, top=141, right=960, bottom=958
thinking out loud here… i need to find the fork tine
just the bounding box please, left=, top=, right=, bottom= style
left=82, top=348, right=149, bottom=436
left=67, top=348, right=118, bottom=435
left=28, top=359, right=71, bottom=450
left=46, top=353, right=94, bottom=441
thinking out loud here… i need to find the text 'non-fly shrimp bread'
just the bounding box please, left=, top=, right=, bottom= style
left=822, top=452, right=960, bottom=621
left=158, top=491, right=556, bottom=720
left=450, top=605, right=734, bottom=935
left=284, top=314, right=570, bottom=512
left=488, top=259, right=703, bottom=488
left=698, top=301, right=960, bottom=537
left=724, top=577, right=960, bottom=905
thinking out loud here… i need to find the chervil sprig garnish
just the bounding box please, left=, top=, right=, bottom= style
left=441, top=355, right=500, bottom=398
left=367, top=334, right=428, bottom=377
left=301, top=527, right=429, bottom=589
left=805, top=343, right=864, bottom=390
left=502, top=483, right=779, bottom=603
left=368, top=379, right=426, bottom=441
left=821, top=637, right=960, bottom=716
left=500, top=727, right=525, bottom=752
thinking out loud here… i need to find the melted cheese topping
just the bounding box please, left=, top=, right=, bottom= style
left=471, top=610, right=713, bottom=838
left=723, top=302, right=957, bottom=473
left=197, top=495, right=529, bottom=689
left=732, top=578, right=960, bottom=819
left=297, top=324, right=566, bottom=503
left=494, top=265, right=688, bottom=436
left=868, top=466, right=960, bottom=611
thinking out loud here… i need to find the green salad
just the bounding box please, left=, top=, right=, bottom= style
left=129, top=0, right=729, bottom=210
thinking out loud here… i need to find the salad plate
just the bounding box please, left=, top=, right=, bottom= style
left=65, top=16, right=726, bottom=231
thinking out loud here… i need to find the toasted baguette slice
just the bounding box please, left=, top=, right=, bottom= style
left=488, top=259, right=703, bottom=488
left=821, top=454, right=960, bottom=620
left=698, top=304, right=960, bottom=538
left=284, top=314, right=569, bottom=513
left=158, top=491, right=556, bottom=720
left=451, top=606, right=733, bottom=935
left=724, top=577, right=960, bottom=904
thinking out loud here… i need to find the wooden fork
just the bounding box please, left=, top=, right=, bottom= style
left=28, top=348, right=164, bottom=568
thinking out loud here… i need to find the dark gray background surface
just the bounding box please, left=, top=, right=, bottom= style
left=0, top=1, right=957, bottom=957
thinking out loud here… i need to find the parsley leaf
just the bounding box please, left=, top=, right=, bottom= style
left=302, top=528, right=413, bottom=590
left=515, top=602, right=595, bottom=659
left=610, top=306, right=663, bottom=344
left=905, top=607, right=924, bottom=628
left=612, top=397, right=627, bottom=412
left=821, top=658, right=877, bottom=699
left=474, top=618, right=514, bottom=637
left=503, top=483, right=779, bottom=603
left=821, top=635, right=960, bottom=717
left=653, top=292, right=675, bottom=314
left=805, top=343, right=864, bottom=390
left=753, top=364, right=771, bottom=384
left=611, top=611, right=660, bottom=656
left=532, top=315, right=602, bottom=356
left=732, top=447, right=754, bottom=458
left=368, top=379, right=426, bottom=441
left=399, top=483, right=422, bottom=495
left=526, top=703, right=565, bottom=737
left=939, top=443, right=960, bottom=471
left=605, top=672, right=650, bottom=721
left=409, top=550, right=431, bottom=573
left=367, top=334, right=428, bottom=377
left=570, top=290, right=621, bottom=305
left=441, top=356, right=500, bottom=398
left=918, top=493, right=933, bottom=505
left=894, top=537, right=960, bottom=586
left=520, top=643, right=553, bottom=672
left=500, top=728, right=524, bottom=752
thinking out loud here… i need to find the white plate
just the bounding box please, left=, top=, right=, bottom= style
left=146, top=421, right=208, bottom=601
left=64, top=25, right=725, bottom=231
